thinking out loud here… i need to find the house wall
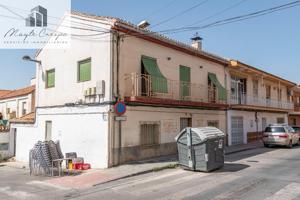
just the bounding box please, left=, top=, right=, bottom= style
left=113, top=106, right=226, bottom=163
left=11, top=105, right=110, bottom=169
left=0, top=94, right=33, bottom=119
left=0, top=130, right=15, bottom=159
left=36, top=19, right=112, bottom=107
left=118, top=35, right=227, bottom=99
left=227, top=110, right=288, bottom=145
left=229, top=70, right=289, bottom=102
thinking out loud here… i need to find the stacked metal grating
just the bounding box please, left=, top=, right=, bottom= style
left=29, top=140, right=64, bottom=176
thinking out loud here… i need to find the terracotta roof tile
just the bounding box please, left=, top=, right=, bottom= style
left=0, top=85, right=35, bottom=100
left=10, top=112, right=35, bottom=124
left=0, top=90, right=12, bottom=98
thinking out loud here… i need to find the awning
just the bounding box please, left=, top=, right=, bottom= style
left=208, top=73, right=227, bottom=101
left=142, top=56, right=168, bottom=93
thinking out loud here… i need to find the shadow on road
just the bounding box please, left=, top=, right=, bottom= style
left=215, top=163, right=250, bottom=173
left=225, top=147, right=277, bottom=162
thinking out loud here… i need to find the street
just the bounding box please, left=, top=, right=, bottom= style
left=69, top=146, right=300, bottom=200
left=2, top=146, right=300, bottom=199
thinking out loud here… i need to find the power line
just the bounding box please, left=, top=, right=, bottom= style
left=188, top=0, right=248, bottom=26
left=123, top=0, right=300, bottom=38
left=141, top=0, right=179, bottom=21
left=150, top=0, right=210, bottom=28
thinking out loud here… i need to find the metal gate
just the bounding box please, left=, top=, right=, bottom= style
left=231, top=117, right=244, bottom=145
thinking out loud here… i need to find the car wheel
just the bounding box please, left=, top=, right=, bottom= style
left=298, top=139, right=300, bottom=146
left=288, top=140, right=293, bottom=148
left=264, top=143, right=269, bottom=148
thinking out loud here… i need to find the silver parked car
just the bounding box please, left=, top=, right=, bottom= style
left=263, top=124, right=299, bottom=148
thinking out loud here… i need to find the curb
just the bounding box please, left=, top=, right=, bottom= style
left=93, top=163, right=178, bottom=187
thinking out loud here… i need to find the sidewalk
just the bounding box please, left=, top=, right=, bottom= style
left=2, top=141, right=263, bottom=190
left=45, top=155, right=178, bottom=189
left=225, top=140, right=264, bottom=155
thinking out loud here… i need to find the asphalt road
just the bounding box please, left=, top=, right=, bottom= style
left=68, top=146, right=300, bottom=200
left=1, top=146, right=300, bottom=200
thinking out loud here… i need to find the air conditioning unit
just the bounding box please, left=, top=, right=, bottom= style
left=90, top=87, right=96, bottom=96
left=84, top=89, right=90, bottom=96
left=96, top=80, right=105, bottom=96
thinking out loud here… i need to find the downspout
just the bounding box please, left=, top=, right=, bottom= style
left=116, top=33, right=122, bottom=165
left=224, top=64, right=229, bottom=146
left=108, top=31, right=115, bottom=167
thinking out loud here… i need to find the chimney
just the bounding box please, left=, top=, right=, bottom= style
left=191, top=33, right=202, bottom=51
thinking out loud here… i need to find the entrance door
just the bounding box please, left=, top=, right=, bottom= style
left=231, top=117, right=244, bottom=145
left=180, top=118, right=192, bottom=131
left=262, top=117, right=267, bottom=132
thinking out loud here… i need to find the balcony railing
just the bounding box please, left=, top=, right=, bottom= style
left=124, top=73, right=227, bottom=104
left=294, top=103, right=300, bottom=112
left=230, top=93, right=294, bottom=110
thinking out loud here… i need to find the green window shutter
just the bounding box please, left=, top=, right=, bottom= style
left=141, top=56, right=168, bottom=93
left=79, top=59, right=91, bottom=82
left=180, top=65, right=191, bottom=97
left=208, top=73, right=227, bottom=101
left=47, top=70, right=55, bottom=88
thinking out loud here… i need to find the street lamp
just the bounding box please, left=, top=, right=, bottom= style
left=22, top=55, right=41, bottom=64
left=22, top=55, right=42, bottom=108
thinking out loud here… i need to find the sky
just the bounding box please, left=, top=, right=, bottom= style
left=0, top=0, right=300, bottom=89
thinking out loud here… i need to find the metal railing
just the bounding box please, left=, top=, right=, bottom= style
left=124, top=73, right=227, bottom=104
left=230, top=93, right=294, bottom=110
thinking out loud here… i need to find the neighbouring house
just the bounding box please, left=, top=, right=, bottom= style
left=0, top=83, right=35, bottom=159
left=289, top=86, right=300, bottom=125
left=227, top=60, right=296, bottom=145
left=0, top=85, right=35, bottom=120
left=11, top=11, right=229, bottom=168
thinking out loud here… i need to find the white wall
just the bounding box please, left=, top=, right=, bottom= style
left=0, top=95, right=32, bottom=119
left=227, top=110, right=288, bottom=145
left=0, top=130, right=15, bottom=159
left=11, top=105, right=110, bottom=169
left=121, top=106, right=226, bottom=148
left=36, top=16, right=112, bottom=107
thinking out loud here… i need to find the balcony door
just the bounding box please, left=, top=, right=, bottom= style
left=231, top=77, right=246, bottom=104
left=179, top=66, right=191, bottom=100
left=266, top=85, right=271, bottom=106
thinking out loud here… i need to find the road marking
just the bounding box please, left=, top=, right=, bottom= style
left=0, top=186, right=35, bottom=200
left=26, top=180, right=70, bottom=190
left=158, top=174, right=240, bottom=200
left=210, top=178, right=267, bottom=200
left=113, top=169, right=187, bottom=190
left=264, top=182, right=300, bottom=200
left=132, top=172, right=211, bottom=196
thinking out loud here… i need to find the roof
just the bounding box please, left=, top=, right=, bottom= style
left=37, top=11, right=228, bottom=66
left=0, top=90, right=12, bottom=98
left=0, top=85, right=35, bottom=100
left=229, top=60, right=297, bottom=86
left=10, top=112, right=35, bottom=124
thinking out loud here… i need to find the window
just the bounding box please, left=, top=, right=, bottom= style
left=207, top=120, right=219, bottom=128
left=46, top=69, right=55, bottom=88
left=253, top=79, right=258, bottom=98
left=22, top=102, right=27, bottom=116
left=0, top=143, right=9, bottom=151
left=78, top=58, right=91, bottom=82
left=277, top=118, right=285, bottom=124
left=265, top=127, right=285, bottom=133
left=180, top=118, right=192, bottom=131
left=140, top=122, right=160, bottom=146
left=45, top=121, right=52, bottom=141
left=180, top=66, right=191, bottom=98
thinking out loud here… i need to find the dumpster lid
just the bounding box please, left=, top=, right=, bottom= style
left=175, top=127, right=225, bottom=145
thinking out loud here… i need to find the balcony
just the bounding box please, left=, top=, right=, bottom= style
left=123, top=73, right=228, bottom=108
left=294, top=103, right=300, bottom=112
left=230, top=93, right=294, bottom=110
